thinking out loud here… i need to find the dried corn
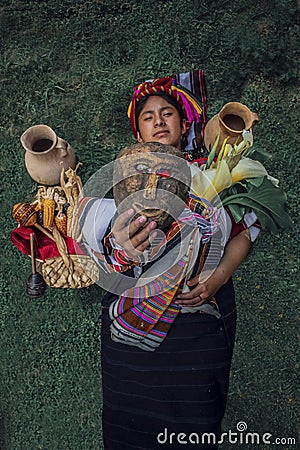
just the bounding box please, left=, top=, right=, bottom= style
left=43, top=198, right=55, bottom=228
left=66, top=204, right=81, bottom=240
left=66, top=204, right=74, bottom=237
left=54, top=212, right=68, bottom=236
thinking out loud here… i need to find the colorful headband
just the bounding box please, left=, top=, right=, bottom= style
left=127, top=76, right=203, bottom=138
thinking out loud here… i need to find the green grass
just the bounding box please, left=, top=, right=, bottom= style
left=0, top=1, right=299, bottom=449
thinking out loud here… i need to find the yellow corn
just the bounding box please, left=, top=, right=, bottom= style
left=54, top=212, right=68, bottom=236
left=66, top=204, right=81, bottom=240
left=43, top=198, right=55, bottom=228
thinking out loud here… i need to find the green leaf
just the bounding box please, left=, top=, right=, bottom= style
left=205, top=131, right=220, bottom=169
left=245, top=146, right=273, bottom=163
left=220, top=177, right=293, bottom=235
left=245, top=176, right=265, bottom=188
left=219, top=182, right=247, bottom=199
left=226, top=203, right=249, bottom=223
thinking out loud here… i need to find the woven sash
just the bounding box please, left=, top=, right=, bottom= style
left=109, top=229, right=200, bottom=351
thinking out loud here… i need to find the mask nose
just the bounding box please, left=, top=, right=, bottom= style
left=143, top=172, right=159, bottom=200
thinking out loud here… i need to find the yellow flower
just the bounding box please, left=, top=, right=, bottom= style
left=191, top=140, right=276, bottom=203
left=231, top=158, right=268, bottom=184
left=192, top=159, right=232, bottom=201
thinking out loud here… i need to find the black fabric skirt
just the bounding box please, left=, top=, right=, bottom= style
left=101, top=278, right=236, bottom=450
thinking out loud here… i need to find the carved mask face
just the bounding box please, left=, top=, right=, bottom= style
left=113, top=142, right=191, bottom=229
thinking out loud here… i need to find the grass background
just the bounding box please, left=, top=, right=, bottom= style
left=0, top=0, right=299, bottom=449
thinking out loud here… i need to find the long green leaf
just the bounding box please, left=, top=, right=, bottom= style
left=220, top=177, right=293, bottom=235
left=244, top=146, right=273, bottom=163
left=205, top=131, right=220, bottom=169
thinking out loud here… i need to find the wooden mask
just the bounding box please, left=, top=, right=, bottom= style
left=113, top=142, right=191, bottom=229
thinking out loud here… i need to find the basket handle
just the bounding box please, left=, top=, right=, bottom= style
left=52, top=226, right=72, bottom=268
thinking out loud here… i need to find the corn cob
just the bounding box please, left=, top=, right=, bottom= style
left=54, top=212, right=68, bottom=236
left=66, top=204, right=74, bottom=237
left=71, top=187, right=81, bottom=205
left=66, top=204, right=81, bottom=240
left=43, top=198, right=55, bottom=228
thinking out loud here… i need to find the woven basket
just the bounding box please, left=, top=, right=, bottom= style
left=40, top=224, right=99, bottom=288
left=42, top=254, right=99, bottom=288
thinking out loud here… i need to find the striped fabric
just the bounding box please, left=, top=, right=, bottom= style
left=101, top=278, right=236, bottom=450
left=108, top=231, right=198, bottom=351
left=175, top=70, right=208, bottom=153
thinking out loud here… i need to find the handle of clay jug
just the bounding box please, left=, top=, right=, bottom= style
left=56, top=138, right=68, bottom=157
left=251, top=112, right=259, bottom=126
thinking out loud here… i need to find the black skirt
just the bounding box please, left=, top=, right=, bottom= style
left=101, top=278, right=236, bottom=450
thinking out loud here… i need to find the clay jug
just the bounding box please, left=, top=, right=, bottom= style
left=21, top=124, right=76, bottom=185
left=204, top=102, right=259, bottom=154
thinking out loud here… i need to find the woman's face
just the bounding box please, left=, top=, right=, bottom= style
left=136, top=96, right=187, bottom=149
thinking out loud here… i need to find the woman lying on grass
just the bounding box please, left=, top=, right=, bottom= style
left=89, top=76, right=260, bottom=450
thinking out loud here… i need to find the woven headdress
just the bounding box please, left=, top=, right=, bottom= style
left=127, top=76, right=203, bottom=138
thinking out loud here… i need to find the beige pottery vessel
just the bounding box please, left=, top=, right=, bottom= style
left=204, top=102, right=259, bottom=154
left=21, top=124, right=76, bottom=185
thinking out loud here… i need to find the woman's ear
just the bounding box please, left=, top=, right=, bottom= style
left=181, top=119, right=187, bottom=136
left=137, top=131, right=144, bottom=143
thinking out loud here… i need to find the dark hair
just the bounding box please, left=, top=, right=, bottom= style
left=135, top=92, right=185, bottom=133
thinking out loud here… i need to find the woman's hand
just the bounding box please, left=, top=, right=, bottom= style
left=174, top=267, right=228, bottom=307
left=111, top=209, right=157, bottom=263
left=175, top=229, right=252, bottom=307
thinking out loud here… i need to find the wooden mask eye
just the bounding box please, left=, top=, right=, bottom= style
left=135, top=163, right=150, bottom=173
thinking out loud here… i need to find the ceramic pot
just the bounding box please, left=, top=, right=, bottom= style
left=21, top=124, right=76, bottom=185
left=204, top=102, right=259, bottom=154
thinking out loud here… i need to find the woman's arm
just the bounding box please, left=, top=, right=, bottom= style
left=174, top=229, right=252, bottom=307
left=110, top=208, right=253, bottom=307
